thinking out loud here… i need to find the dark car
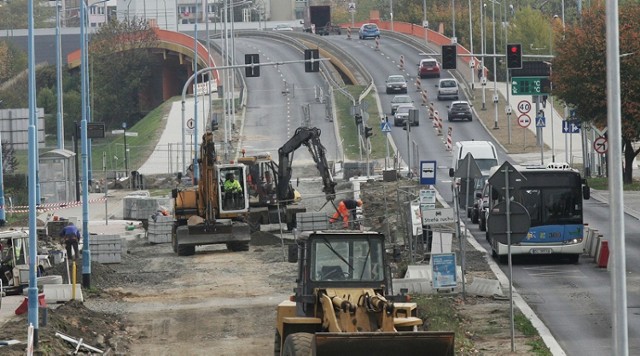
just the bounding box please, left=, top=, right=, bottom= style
left=385, top=75, right=408, bottom=94
left=317, top=22, right=341, bottom=35
left=447, top=101, right=473, bottom=121
left=476, top=182, right=490, bottom=231
left=417, top=58, right=441, bottom=78
left=393, top=104, right=418, bottom=126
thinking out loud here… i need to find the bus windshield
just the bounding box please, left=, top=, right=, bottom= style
left=492, top=170, right=584, bottom=227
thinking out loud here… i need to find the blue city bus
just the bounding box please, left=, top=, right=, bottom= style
left=487, top=163, right=591, bottom=263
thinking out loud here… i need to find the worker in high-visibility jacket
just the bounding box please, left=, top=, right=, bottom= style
left=329, top=199, right=363, bottom=229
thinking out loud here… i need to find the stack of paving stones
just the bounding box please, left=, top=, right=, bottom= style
left=122, top=191, right=171, bottom=220
left=89, top=234, right=122, bottom=264
left=147, top=214, right=173, bottom=244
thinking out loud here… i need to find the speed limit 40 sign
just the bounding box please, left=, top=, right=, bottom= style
left=517, top=100, right=532, bottom=114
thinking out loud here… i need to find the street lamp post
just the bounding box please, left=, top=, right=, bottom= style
left=122, top=122, right=129, bottom=174
left=390, top=0, right=394, bottom=31
left=468, top=0, right=474, bottom=92
left=481, top=2, right=487, bottom=110
left=452, top=0, right=456, bottom=42
left=492, top=0, right=498, bottom=129
left=56, top=1, right=64, bottom=150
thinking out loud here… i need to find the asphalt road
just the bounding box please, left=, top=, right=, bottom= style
left=230, top=36, right=339, bottom=165
left=321, top=34, right=638, bottom=355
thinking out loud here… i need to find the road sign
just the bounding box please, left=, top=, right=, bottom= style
left=517, top=100, right=531, bottom=114
left=594, top=136, right=608, bottom=154
left=111, top=129, right=124, bottom=135
left=380, top=121, right=392, bottom=133
left=186, top=118, right=195, bottom=130
left=421, top=208, right=455, bottom=225
left=420, top=189, right=437, bottom=204
left=593, top=126, right=608, bottom=137
left=348, top=2, right=356, bottom=12
left=454, top=154, right=483, bottom=180
left=535, top=115, right=546, bottom=128
left=511, top=76, right=549, bottom=95
left=125, top=132, right=138, bottom=137
left=517, top=114, right=531, bottom=128
left=431, top=253, right=457, bottom=289
left=420, top=160, right=437, bottom=185
left=488, top=161, right=526, bottom=193
left=487, top=201, right=531, bottom=245
left=562, top=120, right=581, bottom=134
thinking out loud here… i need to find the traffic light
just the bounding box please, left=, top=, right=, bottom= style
left=304, top=49, right=320, bottom=72
left=441, top=45, right=457, bottom=70
left=506, top=43, right=522, bottom=69
left=364, top=126, right=373, bottom=138
left=244, top=54, right=260, bottom=77
left=354, top=113, right=363, bottom=125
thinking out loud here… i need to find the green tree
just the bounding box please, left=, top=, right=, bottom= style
left=0, top=0, right=55, bottom=30
left=63, top=89, right=82, bottom=139
left=89, top=18, right=158, bottom=129
left=0, top=40, right=27, bottom=85
left=553, top=1, right=640, bottom=183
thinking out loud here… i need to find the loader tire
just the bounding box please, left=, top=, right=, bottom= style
left=226, top=242, right=250, bottom=252
left=177, top=244, right=195, bottom=256
left=274, top=330, right=282, bottom=356
left=282, top=333, right=313, bottom=356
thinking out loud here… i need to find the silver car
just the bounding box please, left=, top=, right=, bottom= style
left=390, top=95, right=413, bottom=114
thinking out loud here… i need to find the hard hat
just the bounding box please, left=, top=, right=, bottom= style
left=357, top=199, right=363, bottom=207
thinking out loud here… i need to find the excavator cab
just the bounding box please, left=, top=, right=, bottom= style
left=217, top=164, right=250, bottom=214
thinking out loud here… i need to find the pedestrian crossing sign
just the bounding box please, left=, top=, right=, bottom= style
left=380, top=122, right=392, bottom=133
left=536, top=116, right=546, bottom=128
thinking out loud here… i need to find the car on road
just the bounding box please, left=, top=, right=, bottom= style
left=390, top=95, right=413, bottom=114
left=273, top=24, right=294, bottom=31
left=436, top=78, right=459, bottom=100
left=316, top=22, right=342, bottom=35
left=417, top=58, right=441, bottom=78
left=393, top=104, right=418, bottom=126
left=476, top=181, right=490, bottom=231
left=385, top=75, right=408, bottom=94
left=359, top=23, right=380, bottom=39
left=447, top=101, right=473, bottom=121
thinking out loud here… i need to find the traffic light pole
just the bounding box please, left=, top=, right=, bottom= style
left=179, top=57, right=329, bottom=175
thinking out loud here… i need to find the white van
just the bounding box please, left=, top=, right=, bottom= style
left=449, top=141, right=499, bottom=214
left=449, top=141, right=498, bottom=177
left=436, top=78, right=459, bottom=101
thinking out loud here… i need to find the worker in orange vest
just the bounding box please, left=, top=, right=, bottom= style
left=330, top=199, right=363, bottom=229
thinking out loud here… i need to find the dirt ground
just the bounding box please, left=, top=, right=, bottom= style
left=0, top=170, right=546, bottom=355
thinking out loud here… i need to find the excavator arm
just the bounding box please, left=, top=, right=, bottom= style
left=276, top=127, right=337, bottom=203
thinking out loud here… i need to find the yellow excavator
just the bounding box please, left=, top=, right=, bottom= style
left=275, top=230, right=455, bottom=355
left=238, top=127, right=337, bottom=230
left=172, top=132, right=251, bottom=256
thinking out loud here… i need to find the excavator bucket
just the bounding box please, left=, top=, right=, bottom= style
left=313, top=331, right=455, bottom=356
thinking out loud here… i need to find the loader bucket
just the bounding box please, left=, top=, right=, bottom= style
left=314, top=331, right=455, bottom=356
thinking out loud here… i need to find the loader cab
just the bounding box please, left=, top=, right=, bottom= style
left=217, top=164, right=250, bottom=214
left=1, top=230, right=30, bottom=295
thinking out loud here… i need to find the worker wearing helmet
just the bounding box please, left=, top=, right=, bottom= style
left=329, top=199, right=363, bottom=229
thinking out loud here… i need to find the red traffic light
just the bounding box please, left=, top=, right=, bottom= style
left=506, top=44, right=522, bottom=69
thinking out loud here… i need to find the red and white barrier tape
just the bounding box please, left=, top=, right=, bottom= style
left=2, top=197, right=107, bottom=213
